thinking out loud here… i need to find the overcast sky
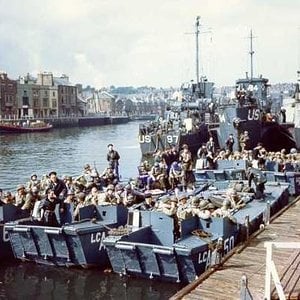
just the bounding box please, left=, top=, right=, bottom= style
left=0, top=0, right=299, bottom=88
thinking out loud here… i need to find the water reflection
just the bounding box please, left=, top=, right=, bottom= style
left=0, top=122, right=142, bottom=191
left=0, top=262, right=182, bottom=299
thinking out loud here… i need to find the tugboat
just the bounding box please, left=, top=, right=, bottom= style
left=217, top=30, right=296, bottom=152
left=138, top=17, right=218, bottom=157
left=0, top=119, right=53, bottom=133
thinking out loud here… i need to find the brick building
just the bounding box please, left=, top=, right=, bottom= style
left=0, top=72, right=17, bottom=118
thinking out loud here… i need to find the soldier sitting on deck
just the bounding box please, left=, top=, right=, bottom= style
left=226, top=188, right=246, bottom=210
left=26, top=174, right=40, bottom=191
left=100, top=165, right=118, bottom=187
left=146, top=162, right=166, bottom=191
left=97, top=184, right=117, bottom=205
left=191, top=197, right=211, bottom=219
left=168, top=161, right=184, bottom=189
left=22, top=186, right=41, bottom=212
left=212, top=199, right=237, bottom=223
left=14, top=184, right=27, bottom=207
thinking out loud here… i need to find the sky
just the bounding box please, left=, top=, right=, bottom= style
left=0, top=0, right=299, bottom=88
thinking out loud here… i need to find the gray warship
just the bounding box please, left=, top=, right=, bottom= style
left=138, top=17, right=218, bottom=157
left=216, top=31, right=296, bottom=152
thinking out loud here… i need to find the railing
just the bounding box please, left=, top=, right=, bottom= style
left=264, top=241, right=300, bottom=300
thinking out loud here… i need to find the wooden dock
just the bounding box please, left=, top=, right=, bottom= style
left=171, top=196, right=300, bottom=300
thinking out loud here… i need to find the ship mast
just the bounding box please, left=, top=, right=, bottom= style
left=249, top=30, right=255, bottom=80
left=195, top=16, right=200, bottom=85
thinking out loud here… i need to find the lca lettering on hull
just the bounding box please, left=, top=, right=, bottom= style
left=91, top=231, right=106, bottom=250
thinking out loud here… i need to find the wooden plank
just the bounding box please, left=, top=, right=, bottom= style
left=272, top=251, right=300, bottom=299
left=173, top=197, right=300, bottom=300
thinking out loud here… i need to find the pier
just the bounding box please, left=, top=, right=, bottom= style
left=171, top=196, right=300, bottom=300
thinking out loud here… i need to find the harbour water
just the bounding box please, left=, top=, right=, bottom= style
left=0, top=121, right=143, bottom=191
left=0, top=121, right=182, bottom=299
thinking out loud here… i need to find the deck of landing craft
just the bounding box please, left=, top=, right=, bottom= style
left=171, top=196, right=300, bottom=300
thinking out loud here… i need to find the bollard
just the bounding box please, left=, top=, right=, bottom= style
left=265, top=201, right=270, bottom=225
left=240, top=274, right=253, bottom=300
left=245, top=215, right=250, bottom=241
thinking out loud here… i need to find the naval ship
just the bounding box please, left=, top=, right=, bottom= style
left=138, top=17, right=217, bottom=157
left=216, top=31, right=296, bottom=152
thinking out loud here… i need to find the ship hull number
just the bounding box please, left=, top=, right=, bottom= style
left=197, top=235, right=235, bottom=270
left=139, top=135, right=179, bottom=144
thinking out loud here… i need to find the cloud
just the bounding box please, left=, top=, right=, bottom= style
left=72, top=53, right=105, bottom=87
left=0, top=0, right=299, bottom=87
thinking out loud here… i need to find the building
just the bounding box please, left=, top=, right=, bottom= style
left=97, top=91, right=116, bottom=114
left=0, top=72, right=17, bottom=119
left=16, top=72, right=79, bottom=118
left=54, top=74, right=78, bottom=117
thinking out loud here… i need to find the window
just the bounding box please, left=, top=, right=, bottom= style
left=43, top=98, right=48, bottom=107
left=23, top=96, right=29, bottom=106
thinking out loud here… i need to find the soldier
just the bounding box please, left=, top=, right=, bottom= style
left=65, top=176, right=76, bottom=195
left=82, top=164, right=99, bottom=190
left=206, top=136, right=216, bottom=156
left=98, top=184, right=118, bottom=205
left=176, top=194, right=192, bottom=222
left=26, top=174, right=40, bottom=191
left=212, top=199, right=237, bottom=223
left=14, top=184, right=27, bottom=207
left=100, top=165, right=118, bottom=187
left=191, top=197, right=211, bottom=219
left=179, top=144, right=194, bottom=191
left=196, top=144, right=208, bottom=169
left=168, top=161, right=184, bottom=189
left=247, top=167, right=267, bottom=199
left=47, top=171, right=67, bottom=199
left=107, top=144, right=120, bottom=179
left=280, top=107, right=286, bottom=123
left=140, top=193, right=155, bottom=211
left=73, top=192, right=86, bottom=220
left=113, top=184, right=124, bottom=205
left=147, top=162, right=166, bottom=191
left=22, top=186, right=41, bottom=212
left=85, top=186, right=100, bottom=206
left=137, top=163, right=149, bottom=189
left=226, top=134, right=235, bottom=153
left=64, top=190, right=76, bottom=204
left=1, top=191, right=14, bottom=204
left=226, top=188, right=246, bottom=210
left=37, top=189, right=62, bottom=227
left=239, top=130, right=250, bottom=152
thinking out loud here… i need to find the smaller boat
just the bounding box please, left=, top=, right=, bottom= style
left=5, top=204, right=128, bottom=267
left=0, top=120, right=53, bottom=133
left=103, top=170, right=289, bottom=283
